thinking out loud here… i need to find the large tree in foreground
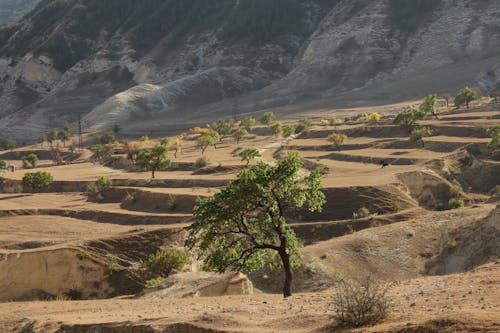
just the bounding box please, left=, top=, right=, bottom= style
left=185, top=153, right=326, bottom=297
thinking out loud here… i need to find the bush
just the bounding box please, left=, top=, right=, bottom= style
left=0, top=160, right=6, bottom=169
left=194, top=156, right=209, bottom=169
left=393, top=108, right=426, bottom=131
left=282, top=125, right=296, bottom=137
left=144, top=277, right=162, bottom=288
left=87, top=176, right=112, bottom=201
left=22, top=171, right=54, bottom=191
left=330, top=117, right=343, bottom=125
left=295, top=119, right=313, bottom=135
left=454, top=86, right=479, bottom=109
left=259, top=112, right=276, bottom=125
left=327, top=133, right=347, bottom=149
left=409, top=126, right=433, bottom=147
left=319, top=119, right=329, bottom=126
left=106, top=254, right=121, bottom=274
left=489, top=185, right=500, bottom=196
left=22, top=153, right=39, bottom=169
left=358, top=207, right=370, bottom=218
left=486, top=124, right=500, bottom=147
left=366, top=112, right=381, bottom=122
left=332, top=276, right=390, bottom=327
left=447, top=198, right=465, bottom=210
left=141, top=248, right=191, bottom=277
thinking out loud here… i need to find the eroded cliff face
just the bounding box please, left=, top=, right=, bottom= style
left=0, top=0, right=499, bottom=141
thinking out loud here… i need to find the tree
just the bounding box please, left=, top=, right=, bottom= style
left=22, top=171, right=53, bottom=191
left=295, top=119, right=313, bottom=135
left=5, top=139, right=16, bottom=151
left=410, top=126, right=433, bottom=147
left=170, top=136, right=184, bottom=158
left=91, top=144, right=114, bottom=161
left=94, top=133, right=115, bottom=145
left=239, top=148, right=262, bottom=166
left=197, top=132, right=219, bottom=155
left=57, top=130, right=70, bottom=147
left=420, top=93, right=439, bottom=119
left=123, top=141, right=140, bottom=164
left=270, top=122, right=283, bottom=137
left=212, top=119, right=233, bottom=139
left=113, top=123, right=121, bottom=134
left=442, top=93, right=452, bottom=108
left=46, top=130, right=58, bottom=147
left=454, top=86, right=479, bottom=110
left=136, top=145, right=171, bottom=178
left=241, top=116, right=256, bottom=132
left=393, top=108, right=426, bottom=131
left=185, top=153, right=326, bottom=297
left=259, top=112, right=276, bottom=125
left=51, top=146, right=63, bottom=165
left=159, top=137, right=171, bottom=147
left=140, top=135, right=150, bottom=142
left=232, top=128, right=248, bottom=145
left=487, top=124, right=500, bottom=147
left=327, top=133, right=347, bottom=149
left=282, top=125, right=296, bottom=138
left=22, top=153, right=39, bottom=169
left=0, top=160, right=7, bottom=169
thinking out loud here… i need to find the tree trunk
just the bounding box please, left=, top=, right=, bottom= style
left=279, top=249, right=293, bottom=298
left=151, top=167, right=155, bottom=179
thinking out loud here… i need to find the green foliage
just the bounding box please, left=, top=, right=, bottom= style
left=409, top=126, right=433, bottom=146
left=486, top=125, right=500, bottom=147
left=447, top=198, right=465, bottom=210
left=196, top=132, right=219, bottom=155
left=86, top=176, right=112, bottom=202
left=45, top=129, right=58, bottom=145
left=136, top=145, right=171, bottom=178
left=295, top=119, right=313, bottom=135
left=22, top=153, right=39, bottom=168
left=327, top=133, right=347, bottom=149
left=241, top=117, right=256, bottom=132
left=232, top=128, right=248, bottom=145
left=357, top=207, right=370, bottom=218
left=270, top=122, right=283, bottom=137
left=185, top=152, right=326, bottom=297
left=366, top=112, right=381, bottom=122
left=393, top=108, right=426, bottom=131
left=91, top=144, right=114, bottom=161
left=239, top=148, right=262, bottom=166
left=194, top=156, right=209, bottom=169
left=141, top=248, right=191, bottom=277
left=5, top=139, right=17, bottom=150
left=159, top=137, right=171, bottom=147
left=329, top=117, right=343, bottom=125
left=454, top=86, right=479, bottom=109
left=140, top=135, right=149, bottom=142
left=123, top=141, right=140, bottom=163
left=212, top=119, right=233, bottom=137
left=259, top=112, right=276, bottom=125
left=420, top=93, right=438, bottom=118
left=94, top=133, right=115, bottom=145
left=57, top=129, right=71, bottom=146
left=105, top=254, right=121, bottom=274
left=282, top=125, right=296, bottom=137
left=144, top=277, right=162, bottom=288
left=0, top=160, right=6, bottom=169
left=22, top=171, right=54, bottom=191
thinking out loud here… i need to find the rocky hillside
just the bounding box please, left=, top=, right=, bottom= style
left=0, top=0, right=499, bottom=141
left=0, top=0, right=40, bottom=25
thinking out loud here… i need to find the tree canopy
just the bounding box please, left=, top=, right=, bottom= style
left=420, top=93, right=439, bottom=119
left=454, top=86, right=479, bottom=109
left=393, top=108, right=426, bottom=131
left=185, top=152, right=326, bottom=297
left=136, top=145, right=171, bottom=178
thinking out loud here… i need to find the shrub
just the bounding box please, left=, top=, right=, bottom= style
left=393, top=108, right=426, bottom=131
left=366, top=112, right=381, bottom=122
left=194, top=156, right=209, bottom=169
left=330, top=117, right=343, bottom=125
left=144, top=277, right=162, bottom=288
left=22, top=153, right=39, bottom=169
left=327, top=133, right=347, bottom=149
left=486, top=124, right=500, bottom=147
left=447, top=198, right=465, bottom=210
left=358, top=207, right=370, bottom=218
left=454, top=86, right=479, bottom=109
left=0, top=160, right=6, bottom=169
left=282, top=125, right=296, bottom=137
left=295, top=119, right=313, bottom=135
left=106, top=254, right=120, bottom=274
left=91, top=144, right=114, bottom=161
left=259, top=112, right=276, bottom=125
left=447, top=238, right=458, bottom=249
left=489, top=185, right=500, bottom=196
left=22, top=171, right=54, bottom=191
left=87, top=176, right=112, bottom=201
left=332, top=276, right=390, bottom=327
left=409, top=126, right=433, bottom=147
left=141, top=248, right=191, bottom=277
left=140, top=135, right=150, bottom=142
left=269, top=122, right=283, bottom=136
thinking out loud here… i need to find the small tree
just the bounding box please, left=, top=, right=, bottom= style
left=212, top=119, right=233, bottom=139
left=51, top=146, right=64, bottom=165
left=95, top=133, right=115, bottom=145
left=141, top=248, right=191, bottom=278
left=232, top=128, right=248, bottom=145
left=420, top=93, right=439, bottom=119
left=259, top=112, right=276, bottom=125
left=410, top=126, right=433, bottom=147
left=185, top=153, right=326, bottom=297
left=327, top=133, right=347, bottom=149
left=366, top=112, right=381, bottom=123
left=86, top=176, right=112, bottom=202
left=239, top=148, right=262, bottom=166
left=442, top=93, right=452, bottom=108
left=140, top=135, right=150, bottom=142
left=282, top=125, right=296, bottom=138
left=197, top=132, right=219, bottom=155
left=486, top=124, right=500, bottom=147
left=22, top=153, right=39, bottom=169
left=270, top=122, right=283, bottom=137
left=241, top=116, right=256, bottom=132
left=159, top=137, right=171, bottom=147
left=22, top=171, right=53, bottom=191
left=91, top=144, right=114, bottom=161
left=454, top=86, right=479, bottom=110
left=46, top=130, right=58, bottom=147
left=0, top=160, right=7, bottom=169
left=5, top=139, right=17, bottom=151
left=295, top=119, right=313, bottom=135
left=393, top=108, right=426, bottom=131
left=136, top=145, right=171, bottom=178
left=170, top=135, right=184, bottom=158
left=57, top=130, right=70, bottom=147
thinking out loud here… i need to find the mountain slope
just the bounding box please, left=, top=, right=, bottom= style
left=0, top=0, right=499, bottom=141
left=0, top=0, right=40, bottom=25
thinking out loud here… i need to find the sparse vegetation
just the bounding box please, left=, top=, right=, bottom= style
left=22, top=171, right=54, bottom=191
left=91, top=144, right=114, bottom=161
left=332, top=276, right=390, bottom=327
left=196, top=131, right=220, bottom=155
left=358, top=207, right=370, bottom=218
left=0, top=160, right=6, bottom=169
left=144, top=277, right=162, bottom=288
left=410, top=126, right=433, bottom=147
left=194, top=156, right=209, bottom=169
left=86, top=176, right=112, bottom=202
left=447, top=198, right=465, bottom=210
left=330, top=117, right=343, bottom=125
left=105, top=254, right=121, bottom=274
left=327, top=133, right=347, bottom=149
left=141, top=248, right=191, bottom=277
left=186, top=153, right=326, bottom=297
left=239, top=148, right=262, bottom=166
left=241, top=116, right=256, bottom=132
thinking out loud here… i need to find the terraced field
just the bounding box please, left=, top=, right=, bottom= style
left=0, top=100, right=499, bottom=332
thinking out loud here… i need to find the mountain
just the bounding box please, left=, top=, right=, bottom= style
left=0, top=0, right=40, bottom=25
left=0, top=0, right=499, bottom=141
